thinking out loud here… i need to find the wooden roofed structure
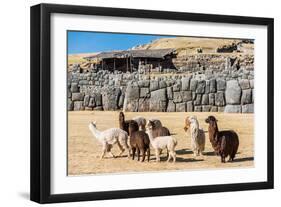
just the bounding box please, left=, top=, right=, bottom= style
left=83, top=48, right=177, bottom=72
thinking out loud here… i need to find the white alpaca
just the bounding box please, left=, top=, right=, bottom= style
left=133, top=116, right=147, bottom=131
left=188, top=116, right=205, bottom=156
left=146, top=126, right=177, bottom=162
left=88, top=121, right=130, bottom=159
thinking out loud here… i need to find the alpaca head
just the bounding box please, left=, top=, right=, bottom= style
left=146, top=120, right=155, bottom=131
left=205, top=116, right=218, bottom=129
left=90, top=121, right=97, bottom=128
left=183, top=116, right=191, bottom=132
left=119, top=112, right=125, bottom=121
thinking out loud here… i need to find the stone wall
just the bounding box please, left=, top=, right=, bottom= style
left=68, top=68, right=254, bottom=113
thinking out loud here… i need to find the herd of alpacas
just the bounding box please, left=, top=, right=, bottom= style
left=88, top=112, right=239, bottom=163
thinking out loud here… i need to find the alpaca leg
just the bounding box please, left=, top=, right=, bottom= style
left=132, top=147, right=136, bottom=160
left=166, top=152, right=171, bottom=162
left=155, top=149, right=160, bottom=162
left=109, top=151, right=116, bottom=158
left=100, top=147, right=106, bottom=159
left=172, top=151, right=176, bottom=163
left=137, top=148, right=140, bottom=161
left=117, top=141, right=125, bottom=157
left=126, top=147, right=131, bottom=158
left=141, top=148, right=145, bottom=162
left=221, top=154, right=226, bottom=163
left=147, top=148, right=150, bottom=162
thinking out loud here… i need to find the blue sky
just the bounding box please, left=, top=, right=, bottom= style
left=67, top=31, right=176, bottom=54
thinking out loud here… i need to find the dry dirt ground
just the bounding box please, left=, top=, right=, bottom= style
left=68, top=111, right=254, bottom=176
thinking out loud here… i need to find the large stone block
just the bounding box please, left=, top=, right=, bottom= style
left=167, top=87, right=173, bottom=100
left=210, top=106, right=218, bottom=112
left=125, top=84, right=140, bottom=101
left=225, top=80, right=242, bottom=104
left=173, top=81, right=181, bottom=92
left=194, top=94, right=202, bottom=105
left=94, top=93, right=102, bottom=106
left=216, top=79, right=226, bottom=91
left=224, top=105, right=241, bottom=113
left=241, top=89, right=252, bottom=105
left=67, top=99, right=73, bottom=111
left=140, top=88, right=150, bottom=98
left=202, top=94, right=209, bottom=105
left=138, top=80, right=150, bottom=88
left=190, top=79, right=198, bottom=91
left=194, top=106, right=202, bottom=112
left=205, top=80, right=210, bottom=94
left=74, top=101, right=85, bottom=111
left=102, top=87, right=121, bottom=110
left=239, top=79, right=250, bottom=90
left=181, top=91, right=192, bottom=102
left=72, top=93, right=84, bottom=101
left=181, top=77, right=190, bottom=91
left=149, top=88, right=167, bottom=112
left=176, top=102, right=186, bottom=112
left=138, top=98, right=150, bottom=112
left=88, top=97, right=96, bottom=108
left=83, top=95, right=90, bottom=107
left=196, top=80, right=205, bottom=94
left=159, top=80, right=167, bottom=89
left=202, top=105, right=211, bottom=112
left=242, top=104, right=254, bottom=113
left=70, top=83, right=79, bottom=93
left=173, top=91, right=182, bottom=103
left=150, top=80, right=159, bottom=91
left=186, top=101, right=193, bottom=112
left=209, top=79, right=216, bottom=93
left=250, top=79, right=254, bottom=89
left=209, top=93, right=215, bottom=105
left=215, top=91, right=225, bottom=106
left=151, top=88, right=167, bottom=101
left=167, top=100, right=176, bottom=112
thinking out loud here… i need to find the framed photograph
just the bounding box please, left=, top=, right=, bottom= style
left=30, top=3, right=274, bottom=203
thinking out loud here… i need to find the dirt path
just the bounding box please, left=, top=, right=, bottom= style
left=68, top=111, right=254, bottom=175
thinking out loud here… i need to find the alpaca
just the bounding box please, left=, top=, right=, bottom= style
left=119, top=112, right=139, bottom=136
left=205, top=116, right=239, bottom=163
left=147, top=120, right=170, bottom=138
left=88, top=121, right=130, bottom=159
left=130, top=126, right=150, bottom=162
left=147, top=120, right=171, bottom=157
left=146, top=125, right=177, bottom=162
left=133, top=116, right=147, bottom=131
left=148, top=119, right=162, bottom=128
left=184, top=116, right=205, bottom=156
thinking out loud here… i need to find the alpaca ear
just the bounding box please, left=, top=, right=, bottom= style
left=93, top=121, right=96, bottom=124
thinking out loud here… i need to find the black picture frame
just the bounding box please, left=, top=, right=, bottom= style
left=30, top=3, right=274, bottom=204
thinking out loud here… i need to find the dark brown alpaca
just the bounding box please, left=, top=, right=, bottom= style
left=205, top=115, right=239, bottom=163
left=119, top=112, right=139, bottom=136
left=129, top=126, right=150, bottom=162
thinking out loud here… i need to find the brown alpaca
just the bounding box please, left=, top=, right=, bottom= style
left=119, top=112, right=139, bottom=136
left=147, top=120, right=171, bottom=138
left=129, top=126, right=150, bottom=162
left=205, top=115, right=239, bottom=163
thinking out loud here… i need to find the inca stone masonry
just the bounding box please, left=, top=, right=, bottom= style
left=68, top=55, right=254, bottom=113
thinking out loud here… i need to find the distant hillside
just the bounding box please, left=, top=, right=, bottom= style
left=68, top=52, right=99, bottom=65
left=132, top=37, right=253, bottom=56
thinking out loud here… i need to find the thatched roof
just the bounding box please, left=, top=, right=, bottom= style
left=84, top=48, right=176, bottom=60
